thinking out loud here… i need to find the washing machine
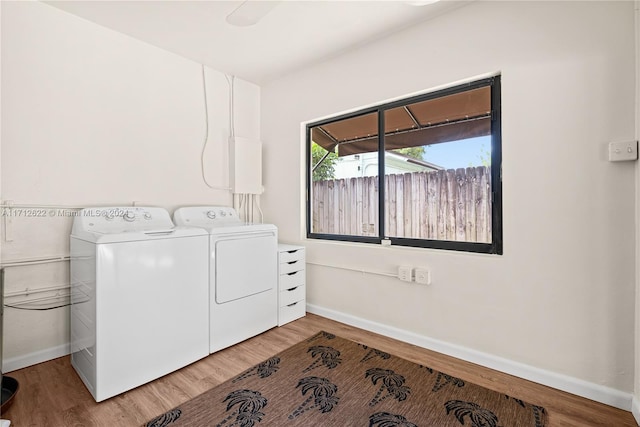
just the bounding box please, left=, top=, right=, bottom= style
left=70, top=207, right=209, bottom=402
left=173, top=206, right=278, bottom=353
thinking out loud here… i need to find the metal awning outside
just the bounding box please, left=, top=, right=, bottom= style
left=312, top=86, right=491, bottom=157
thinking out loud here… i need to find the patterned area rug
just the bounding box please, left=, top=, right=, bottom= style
left=145, top=331, right=547, bottom=427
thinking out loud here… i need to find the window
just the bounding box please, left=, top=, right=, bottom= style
left=306, top=76, right=502, bottom=254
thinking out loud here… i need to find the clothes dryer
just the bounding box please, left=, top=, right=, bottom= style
left=173, top=206, right=278, bottom=353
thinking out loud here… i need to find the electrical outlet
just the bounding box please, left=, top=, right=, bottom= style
left=398, top=266, right=413, bottom=282
left=415, top=268, right=431, bottom=285
left=608, top=141, right=638, bottom=162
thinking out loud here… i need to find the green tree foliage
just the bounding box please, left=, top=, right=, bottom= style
left=392, top=146, right=425, bottom=160
left=469, top=144, right=491, bottom=167
left=312, top=142, right=338, bottom=181
left=479, top=144, right=491, bottom=167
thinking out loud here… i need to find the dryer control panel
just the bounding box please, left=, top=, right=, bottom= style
left=174, top=206, right=241, bottom=226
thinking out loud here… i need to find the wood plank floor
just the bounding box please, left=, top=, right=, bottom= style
left=1, top=313, right=637, bottom=426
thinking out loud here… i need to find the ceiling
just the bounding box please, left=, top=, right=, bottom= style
left=45, top=0, right=471, bottom=85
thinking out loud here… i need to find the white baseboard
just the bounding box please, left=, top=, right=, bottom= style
left=307, top=303, right=633, bottom=411
left=2, top=343, right=70, bottom=374
left=632, top=396, right=640, bottom=426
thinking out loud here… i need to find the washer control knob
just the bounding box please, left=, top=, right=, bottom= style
left=206, top=210, right=216, bottom=219
left=123, top=211, right=136, bottom=222
left=220, top=210, right=227, bottom=217
left=143, top=212, right=152, bottom=220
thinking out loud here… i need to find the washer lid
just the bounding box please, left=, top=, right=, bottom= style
left=71, top=207, right=207, bottom=243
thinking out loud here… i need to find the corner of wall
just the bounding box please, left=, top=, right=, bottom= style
left=634, top=0, right=640, bottom=424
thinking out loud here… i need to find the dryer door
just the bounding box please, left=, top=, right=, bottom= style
left=214, top=231, right=277, bottom=304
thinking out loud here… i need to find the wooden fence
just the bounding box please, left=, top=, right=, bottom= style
left=312, top=166, right=492, bottom=243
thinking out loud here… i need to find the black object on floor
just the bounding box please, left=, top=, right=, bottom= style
left=1, top=375, right=19, bottom=413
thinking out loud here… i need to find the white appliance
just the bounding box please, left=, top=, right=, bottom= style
left=70, top=207, right=209, bottom=402
left=173, top=206, right=278, bottom=353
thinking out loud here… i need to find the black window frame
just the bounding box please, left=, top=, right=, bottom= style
left=306, top=76, right=502, bottom=255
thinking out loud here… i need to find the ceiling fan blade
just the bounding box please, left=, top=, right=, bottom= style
left=226, top=1, right=280, bottom=27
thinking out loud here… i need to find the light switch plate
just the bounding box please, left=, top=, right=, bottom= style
left=608, top=141, right=638, bottom=162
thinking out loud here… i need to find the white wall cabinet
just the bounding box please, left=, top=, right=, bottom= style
left=277, top=244, right=306, bottom=326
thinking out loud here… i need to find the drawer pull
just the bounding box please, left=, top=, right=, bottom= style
left=286, top=250, right=299, bottom=254
left=286, top=287, right=298, bottom=292
left=287, top=301, right=299, bottom=307
left=286, top=270, right=300, bottom=276
left=287, top=260, right=299, bottom=265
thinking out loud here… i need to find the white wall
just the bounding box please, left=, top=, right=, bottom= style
left=262, top=0, right=636, bottom=408
left=0, top=1, right=260, bottom=371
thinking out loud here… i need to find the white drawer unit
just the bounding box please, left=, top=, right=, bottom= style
left=278, top=244, right=306, bottom=326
